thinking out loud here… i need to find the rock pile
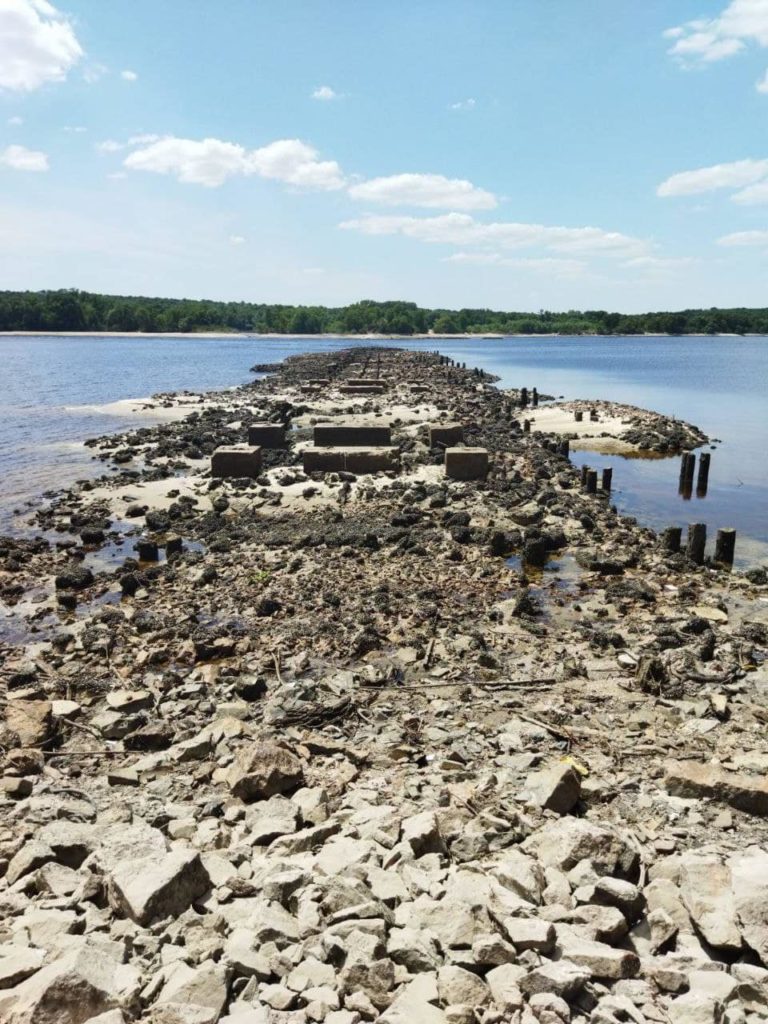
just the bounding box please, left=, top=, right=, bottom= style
left=0, top=347, right=767, bottom=1023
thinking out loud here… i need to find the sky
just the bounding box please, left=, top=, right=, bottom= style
left=3, top=1, right=768, bottom=313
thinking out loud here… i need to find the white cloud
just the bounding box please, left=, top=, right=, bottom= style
left=718, top=228, right=768, bottom=244
left=657, top=158, right=768, bottom=196
left=340, top=212, right=648, bottom=259
left=756, top=68, right=768, bottom=89
left=121, top=69, right=138, bottom=82
left=0, top=143, right=48, bottom=171
left=444, top=251, right=586, bottom=274
left=0, top=0, right=83, bottom=91
left=63, top=124, right=86, bottom=133
left=124, top=135, right=346, bottom=190
left=97, top=133, right=160, bottom=154
left=229, top=234, right=246, bottom=245
left=623, top=256, right=696, bottom=271
left=450, top=98, right=476, bottom=110
left=8, top=115, right=24, bottom=125
left=311, top=85, right=339, bottom=100
left=666, top=1, right=768, bottom=86
left=348, top=172, right=496, bottom=210
left=732, top=179, right=768, bottom=201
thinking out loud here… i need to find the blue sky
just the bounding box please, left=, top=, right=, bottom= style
left=3, top=0, right=768, bottom=312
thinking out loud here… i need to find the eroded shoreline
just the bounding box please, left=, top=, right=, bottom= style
left=1, top=347, right=767, bottom=1024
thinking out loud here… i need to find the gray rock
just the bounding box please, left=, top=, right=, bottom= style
left=525, top=763, right=582, bottom=814
left=436, top=966, right=489, bottom=1007
left=108, top=848, right=211, bottom=925
left=730, top=847, right=768, bottom=965
left=679, top=854, right=741, bottom=952
left=502, top=917, right=555, bottom=952
left=519, top=960, right=591, bottom=999
left=227, top=742, right=304, bottom=802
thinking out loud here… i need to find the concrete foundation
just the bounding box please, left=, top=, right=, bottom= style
left=429, top=422, right=464, bottom=447
left=314, top=423, right=391, bottom=447
left=409, top=383, right=430, bottom=394
left=308, top=378, right=330, bottom=386
left=338, top=384, right=384, bottom=396
left=352, top=378, right=387, bottom=388
left=445, top=447, right=489, bottom=481
left=247, top=422, right=287, bottom=448
left=303, top=446, right=400, bottom=474
left=211, top=445, right=262, bottom=478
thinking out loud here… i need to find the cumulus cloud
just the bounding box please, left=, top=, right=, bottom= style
left=657, top=158, right=768, bottom=196
left=0, top=0, right=83, bottom=91
left=311, top=85, right=339, bottom=100
left=665, top=0, right=768, bottom=89
left=0, top=143, right=49, bottom=171
left=340, top=212, right=648, bottom=258
left=8, top=115, right=24, bottom=125
left=718, top=228, right=768, bottom=244
left=123, top=135, right=346, bottom=190
left=348, top=172, right=496, bottom=210
left=121, top=69, right=138, bottom=81
left=732, top=179, right=768, bottom=201
left=229, top=234, right=246, bottom=245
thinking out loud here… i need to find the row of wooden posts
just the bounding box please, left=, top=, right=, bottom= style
left=662, top=523, right=736, bottom=566
left=679, top=449, right=710, bottom=499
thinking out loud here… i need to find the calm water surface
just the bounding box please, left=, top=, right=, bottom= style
left=0, top=334, right=766, bottom=566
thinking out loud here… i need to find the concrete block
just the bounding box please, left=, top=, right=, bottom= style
left=314, top=423, right=391, bottom=447
left=300, top=384, right=321, bottom=394
left=352, top=378, right=387, bottom=388
left=308, top=378, right=330, bottom=386
left=429, top=422, right=464, bottom=447
left=211, top=446, right=262, bottom=478
left=303, top=447, right=399, bottom=475
left=409, top=383, right=430, bottom=394
left=247, top=422, right=287, bottom=448
left=445, top=447, right=489, bottom=481
left=338, top=384, right=384, bottom=396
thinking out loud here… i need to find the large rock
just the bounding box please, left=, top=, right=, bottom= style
left=227, top=742, right=304, bottom=802
left=664, top=760, right=768, bottom=816
left=678, top=854, right=741, bottom=952
left=523, top=819, right=637, bottom=876
left=729, top=846, right=768, bottom=965
left=108, top=848, right=211, bottom=925
left=5, top=702, right=53, bottom=748
left=525, top=763, right=581, bottom=814
left=401, top=811, right=448, bottom=857
left=0, top=949, right=140, bottom=1024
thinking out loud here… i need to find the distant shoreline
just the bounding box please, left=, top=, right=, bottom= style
left=0, top=330, right=764, bottom=340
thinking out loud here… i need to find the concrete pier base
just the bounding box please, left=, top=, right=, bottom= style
left=211, top=445, right=262, bottom=478
left=429, top=422, right=464, bottom=447
left=314, top=423, right=391, bottom=447
left=445, top=447, right=489, bottom=480
left=247, top=422, right=287, bottom=448
left=303, top=446, right=400, bottom=474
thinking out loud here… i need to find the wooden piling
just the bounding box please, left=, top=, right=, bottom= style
left=661, top=526, right=682, bottom=553
left=523, top=419, right=531, bottom=434
left=696, top=452, right=711, bottom=497
left=532, top=387, right=539, bottom=408
left=585, top=469, right=598, bottom=494
left=520, top=387, right=529, bottom=408
left=686, top=523, right=706, bottom=565
left=574, top=410, right=584, bottom=422
left=714, top=527, right=736, bottom=566
left=679, top=451, right=695, bottom=498
left=580, top=465, right=589, bottom=485
left=602, top=467, right=613, bottom=492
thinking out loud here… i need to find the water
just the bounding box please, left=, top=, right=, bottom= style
left=0, top=334, right=766, bottom=565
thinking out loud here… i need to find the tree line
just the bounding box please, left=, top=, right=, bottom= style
left=2, top=289, right=768, bottom=336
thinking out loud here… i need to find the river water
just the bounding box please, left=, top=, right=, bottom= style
left=0, top=334, right=766, bottom=566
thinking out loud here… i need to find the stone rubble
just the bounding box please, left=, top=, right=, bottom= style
left=0, top=347, right=767, bottom=1023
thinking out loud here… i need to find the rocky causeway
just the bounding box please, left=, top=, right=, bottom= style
left=0, top=346, right=767, bottom=1024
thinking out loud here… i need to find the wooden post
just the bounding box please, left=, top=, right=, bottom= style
left=686, top=523, right=706, bottom=565
left=696, top=452, right=711, bottom=497
left=581, top=464, right=589, bottom=485
left=520, top=387, right=529, bottom=408
left=679, top=452, right=695, bottom=498
left=523, top=419, right=530, bottom=433
left=714, top=528, right=736, bottom=566
left=661, top=526, right=682, bottom=553
left=574, top=410, right=583, bottom=422
left=585, top=469, right=598, bottom=494
left=532, top=387, right=539, bottom=407
left=602, top=467, right=613, bottom=492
